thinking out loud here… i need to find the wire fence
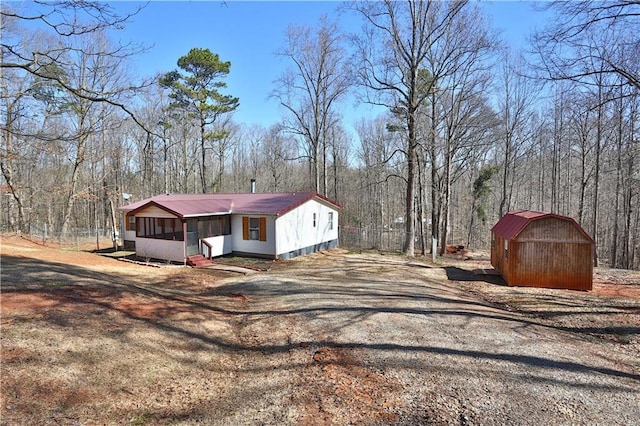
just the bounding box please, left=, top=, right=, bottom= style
left=339, top=224, right=410, bottom=254
left=22, top=223, right=118, bottom=251
left=339, top=224, right=475, bottom=257
left=16, top=222, right=462, bottom=256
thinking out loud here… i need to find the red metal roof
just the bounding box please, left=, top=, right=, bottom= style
left=119, top=192, right=341, bottom=218
left=491, top=210, right=594, bottom=242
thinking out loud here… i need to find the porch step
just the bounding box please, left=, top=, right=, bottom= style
left=186, top=254, right=213, bottom=268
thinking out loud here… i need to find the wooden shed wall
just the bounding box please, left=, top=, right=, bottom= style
left=509, top=217, right=593, bottom=290
left=491, top=234, right=505, bottom=275
left=509, top=241, right=593, bottom=290
left=517, top=217, right=590, bottom=243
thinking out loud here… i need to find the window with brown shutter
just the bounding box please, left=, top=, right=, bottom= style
left=243, top=216, right=267, bottom=241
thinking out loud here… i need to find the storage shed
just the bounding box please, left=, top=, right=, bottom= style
left=491, top=210, right=594, bottom=291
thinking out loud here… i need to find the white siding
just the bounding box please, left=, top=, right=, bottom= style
left=230, top=215, right=276, bottom=256
left=201, top=235, right=233, bottom=257
left=121, top=213, right=136, bottom=243
left=134, top=238, right=185, bottom=263
left=123, top=229, right=136, bottom=242
left=136, top=205, right=178, bottom=219
left=275, top=199, right=339, bottom=256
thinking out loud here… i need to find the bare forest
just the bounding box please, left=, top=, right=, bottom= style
left=2, top=1, right=639, bottom=269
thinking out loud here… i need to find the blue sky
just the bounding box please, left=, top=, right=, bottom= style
left=111, top=1, right=547, bottom=129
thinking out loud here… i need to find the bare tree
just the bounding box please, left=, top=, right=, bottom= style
left=53, top=32, right=131, bottom=237
left=273, top=15, right=351, bottom=195
left=1, top=1, right=156, bottom=239
left=532, top=0, right=640, bottom=90
left=211, top=117, right=238, bottom=192
left=351, top=0, right=494, bottom=256
left=497, top=52, right=538, bottom=218
left=1, top=1, right=150, bottom=128
left=420, top=5, right=497, bottom=255
left=355, top=115, right=405, bottom=251
left=261, top=124, right=297, bottom=192
left=0, top=55, right=33, bottom=232
left=326, top=123, right=352, bottom=203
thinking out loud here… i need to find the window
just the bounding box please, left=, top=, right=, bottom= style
left=221, top=216, right=231, bottom=235
left=127, top=215, right=136, bottom=231
left=163, top=218, right=175, bottom=239
left=243, top=216, right=267, bottom=241
left=136, top=217, right=184, bottom=241
left=198, top=219, right=210, bottom=238
left=136, top=217, right=152, bottom=238
left=328, top=212, right=334, bottom=230
left=504, top=240, right=509, bottom=259
left=197, top=216, right=231, bottom=238
left=313, top=213, right=317, bottom=227
left=249, top=218, right=260, bottom=240
left=156, top=218, right=165, bottom=238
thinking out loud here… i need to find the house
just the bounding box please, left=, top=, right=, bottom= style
left=119, top=192, right=341, bottom=263
left=491, top=210, right=594, bottom=291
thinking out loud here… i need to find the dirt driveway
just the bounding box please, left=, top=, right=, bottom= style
left=1, top=236, right=639, bottom=425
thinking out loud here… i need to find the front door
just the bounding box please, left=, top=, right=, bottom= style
left=186, top=219, right=199, bottom=256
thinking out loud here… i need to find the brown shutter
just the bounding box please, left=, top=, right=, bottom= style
left=242, top=216, right=249, bottom=240
left=125, top=214, right=131, bottom=231
left=259, top=217, right=267, bottom=241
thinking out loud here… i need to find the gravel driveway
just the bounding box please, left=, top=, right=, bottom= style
left=1, top=239, right=639, bottom=425
left=218, top=252, right=640, bottom=425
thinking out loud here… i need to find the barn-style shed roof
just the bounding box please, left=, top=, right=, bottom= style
left=492, top=210, right=594, bottom=242
left=119, top=192, right=341, bottom=219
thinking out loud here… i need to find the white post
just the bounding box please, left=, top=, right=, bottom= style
left=432, top=237, right=437, bottom=263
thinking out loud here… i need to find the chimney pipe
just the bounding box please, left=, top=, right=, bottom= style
left=250, top=178, right=256, bottom=193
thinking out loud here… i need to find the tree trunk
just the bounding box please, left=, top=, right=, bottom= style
left=439, top=144, right=451, bottom=256
left=322, top=134, right=328, bottom=197
left=429, top=95, right=439, bottom=259
left=499, top=131, right=510, bottom=218
left=0, top=102, right=27, bottom=232
left=592, top=88, right=602, bottom=268
left=417, top=153, right=427, bottom=256
left=60, top=135, right=87, bottom=238
left=611, top=96, right=624, bottom=268
left=200, top=117, right=207, bottom=193
left=403, top=114, right=417, bottom=257
left=467, top=196, right=476, bottom=248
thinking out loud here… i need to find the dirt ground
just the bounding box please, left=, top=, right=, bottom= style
left=1, top=235, right=639, bottom=425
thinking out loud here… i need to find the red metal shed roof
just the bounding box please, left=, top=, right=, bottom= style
left=119, top=192, right=341, bottom=218
left=491, top=210, right=593, bottom=242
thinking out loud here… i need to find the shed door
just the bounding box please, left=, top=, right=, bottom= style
left=186, top=219, right=199, bottom=256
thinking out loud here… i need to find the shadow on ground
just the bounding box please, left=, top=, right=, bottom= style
left=444, top=266, right=506, bottom=286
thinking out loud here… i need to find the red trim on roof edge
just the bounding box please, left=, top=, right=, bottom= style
left=126, top=200, right=185, bottom=219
